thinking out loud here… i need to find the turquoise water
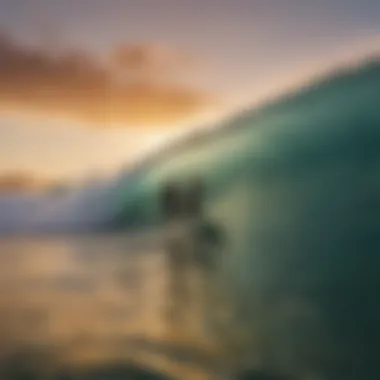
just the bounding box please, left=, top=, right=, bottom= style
left=107, top=59, right=380, bottom=379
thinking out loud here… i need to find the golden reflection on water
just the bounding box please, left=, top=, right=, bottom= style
left=0, top=234, right=228, bottom=379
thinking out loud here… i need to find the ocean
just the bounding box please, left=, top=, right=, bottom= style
left=0, top=233, right=223, bottom=380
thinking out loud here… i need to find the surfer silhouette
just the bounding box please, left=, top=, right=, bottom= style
left=184, top=179, right=225, bottom=271
left=184, top=179, right=227, bottom=340
left=161, top=178, right=226, bottom=340
left=161, top=182, right=190, bottom=328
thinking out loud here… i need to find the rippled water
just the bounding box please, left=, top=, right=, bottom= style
left=0, top=234, right=226, bottom=379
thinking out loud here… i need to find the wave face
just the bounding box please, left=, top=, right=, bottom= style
left=112, top=57, right=380, bottom=229
left=104, top=58, right=380, bottom=379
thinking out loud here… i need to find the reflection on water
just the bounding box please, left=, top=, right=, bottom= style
left=0, top=233, right=228, bottom=380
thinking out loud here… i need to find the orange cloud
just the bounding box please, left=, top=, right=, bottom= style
left=0, top=34, right=215, bottom=127
left=0, top=171, right=59, bottom=192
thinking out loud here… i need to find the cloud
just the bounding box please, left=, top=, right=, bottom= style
left=0, top=171, right=53, bottom=192
left=112, top=43, right=196, bottom=75
left=0, top=34, right=215, bottom=127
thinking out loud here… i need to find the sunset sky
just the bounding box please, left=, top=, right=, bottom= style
left=0, top=0, right=379, bottom=183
